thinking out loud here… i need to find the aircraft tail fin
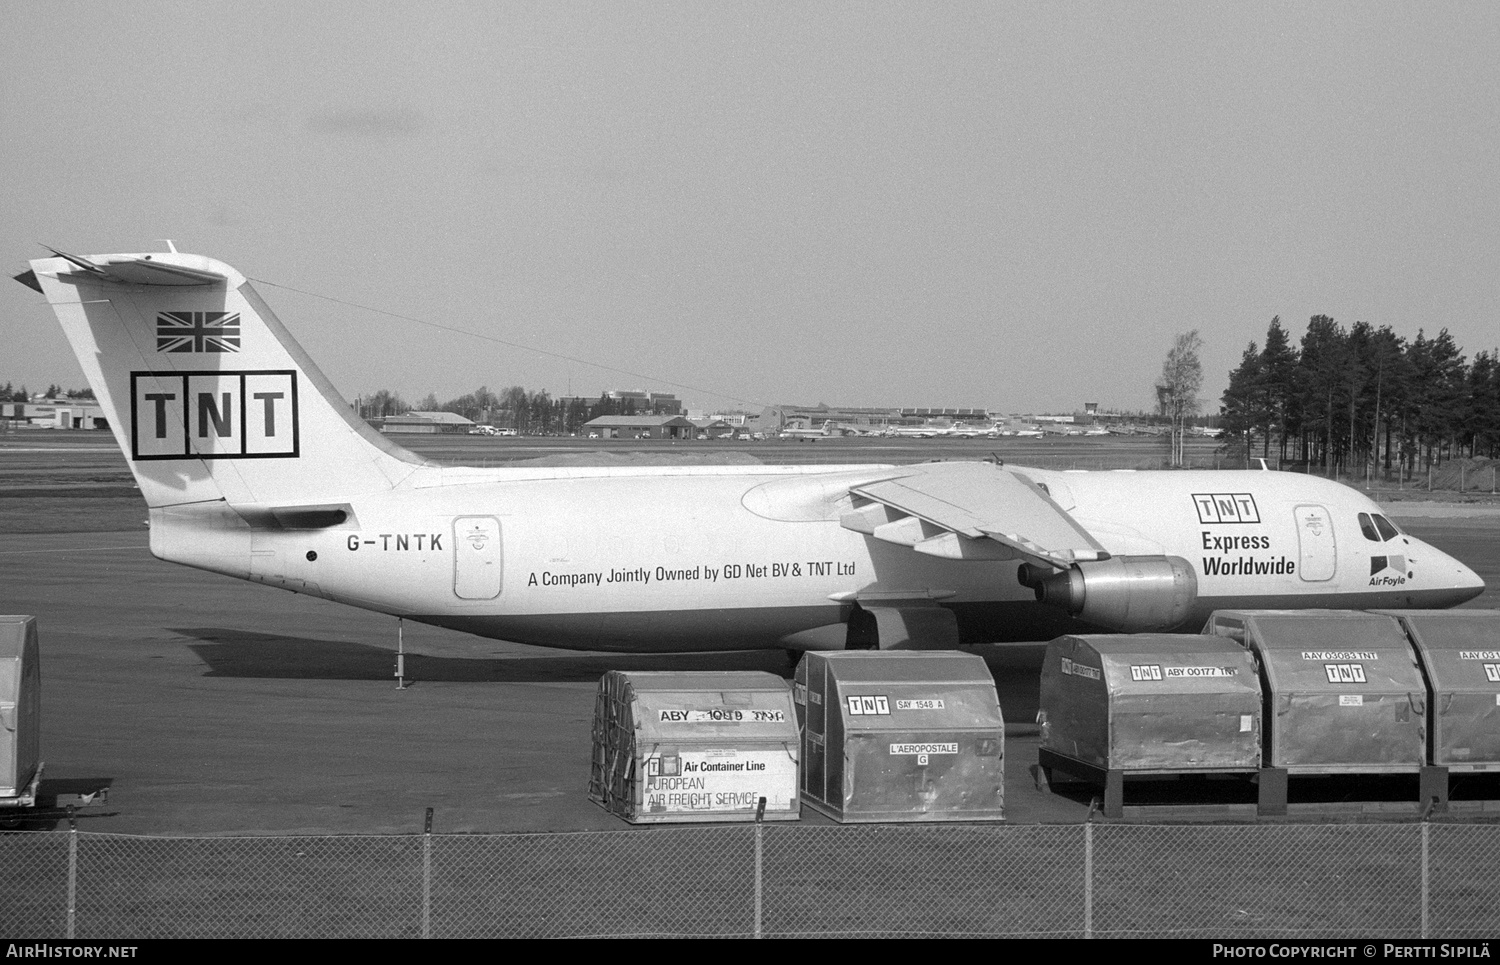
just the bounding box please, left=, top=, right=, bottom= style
left=19, top=249, right=426, bottom=512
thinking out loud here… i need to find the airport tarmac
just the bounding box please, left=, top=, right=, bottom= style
left=2, top=432, right=1497, bottom=835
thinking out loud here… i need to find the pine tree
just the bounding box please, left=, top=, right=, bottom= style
left=1296, top=316, right=1347, bottom=472
left=1258, top=317, right=1298, bottom=461
left=1220, top=341, right=1263, bottom=467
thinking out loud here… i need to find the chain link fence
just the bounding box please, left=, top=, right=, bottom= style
left=3, top=821, right=1498, bottom=939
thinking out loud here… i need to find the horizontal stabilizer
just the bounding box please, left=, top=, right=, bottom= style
left=41, top=246, right=228, bottom=286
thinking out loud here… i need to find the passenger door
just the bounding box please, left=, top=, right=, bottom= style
left=453, top=516, right=503, bottom=599
left=1293, top=504, right=1337, bottom=582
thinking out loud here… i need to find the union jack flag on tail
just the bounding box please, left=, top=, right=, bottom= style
left=156, top=311, right=241, bottom=353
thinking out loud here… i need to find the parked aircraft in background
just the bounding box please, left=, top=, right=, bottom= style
left=778, top=423, right=835, bottom=441
left=812, top=422, right=883, bottom=438
left=17, top=248, right=1485, bottom=652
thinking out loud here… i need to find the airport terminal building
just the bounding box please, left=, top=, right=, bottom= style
left=755, top=403, right=995, bottom=431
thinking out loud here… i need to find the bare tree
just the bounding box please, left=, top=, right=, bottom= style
left=1156, top=330, right=1203, bottom=467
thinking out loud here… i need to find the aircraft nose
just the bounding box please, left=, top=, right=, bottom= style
left=1412, top=537, right=1486, bottom=606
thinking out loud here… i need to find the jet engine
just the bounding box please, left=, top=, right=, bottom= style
left=1018, top=555, right=1198, bottom=632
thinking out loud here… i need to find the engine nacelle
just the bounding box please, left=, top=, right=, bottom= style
left=1020, top=555, right=1198, bottom=632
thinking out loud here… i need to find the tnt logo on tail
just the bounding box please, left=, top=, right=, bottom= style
left=131, top=370, right=299, bottom=460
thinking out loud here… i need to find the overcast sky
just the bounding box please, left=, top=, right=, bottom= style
left=4, top=1, right=1497, bottom=415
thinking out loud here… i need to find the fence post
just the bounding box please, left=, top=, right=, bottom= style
left=1083, top=819, right=1094, bottom=939
left=66, top=807, right=77, bottom=940
left=754, top=797, right=765, bottom=939
left=1421, top=820, right=1430, bottom=939
left=422, top=807, right=433, bottom=940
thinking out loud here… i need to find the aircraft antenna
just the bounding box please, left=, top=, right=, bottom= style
left=248, top=275, right=770, bottom=409
left=157, top=239, right=179, bottom=253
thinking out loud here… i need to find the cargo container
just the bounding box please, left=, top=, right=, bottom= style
left=1204, top=610, right=1426, bottom=774
left=589, top=670, right=799, bottom=823
left=1376, top=609, right=1500, bottom=772
left=0, top=616, right=40, bottom=807
left=797, top=651, right=1003, bottom=822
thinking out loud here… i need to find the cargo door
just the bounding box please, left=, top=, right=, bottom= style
left=1294, top=504, right=1336, bottom=582
left=453, top=516, right=502, bottom=599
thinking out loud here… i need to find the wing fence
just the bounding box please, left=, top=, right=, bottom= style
left=2, top=821, right=1497, bottom=939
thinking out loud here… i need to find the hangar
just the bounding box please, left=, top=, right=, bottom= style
left=584, top=415, right=697, bottom=440
left=0, top=400, right=107, bottom=430
left=377, top=411, right=476, bottom=434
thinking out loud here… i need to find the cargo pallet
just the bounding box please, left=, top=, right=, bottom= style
left=1255, top=765, right=1449, bottom=817
left=1035, top=748, right=1263, bottom=819
left=1265, top=765, right=1500, bottom=816
left=1035, top=750, right=1500, bottom=818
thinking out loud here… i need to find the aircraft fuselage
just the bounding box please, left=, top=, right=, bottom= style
left=150, top=462, right=1482, bottom=651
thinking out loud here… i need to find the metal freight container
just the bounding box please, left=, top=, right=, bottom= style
left=797, top=651, right=1004, bottom=823
left=0, top=616, right=40, bottom=803
left=1376, top=609, right=1500, bottom=772
left=1204, top=610, right=1426, bottom=774
left=589, top=671, right=800, bottom=824
left=1038, top=634, right=1262, bottom=773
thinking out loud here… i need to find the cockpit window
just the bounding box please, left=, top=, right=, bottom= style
left=1358, top=513, right=1379, bottom=542
left=1373, top=514, right=1400, bottom=541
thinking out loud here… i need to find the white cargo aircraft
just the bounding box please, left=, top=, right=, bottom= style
left=778, top=423, right=835, bottom=441
left=16, top=249, right=1485, bottom=652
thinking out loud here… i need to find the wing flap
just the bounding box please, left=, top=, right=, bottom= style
left=912, top=532, right=1018, bottom=561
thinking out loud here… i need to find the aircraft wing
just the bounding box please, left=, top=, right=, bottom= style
left=839, top=461, right=1109, bottom=568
